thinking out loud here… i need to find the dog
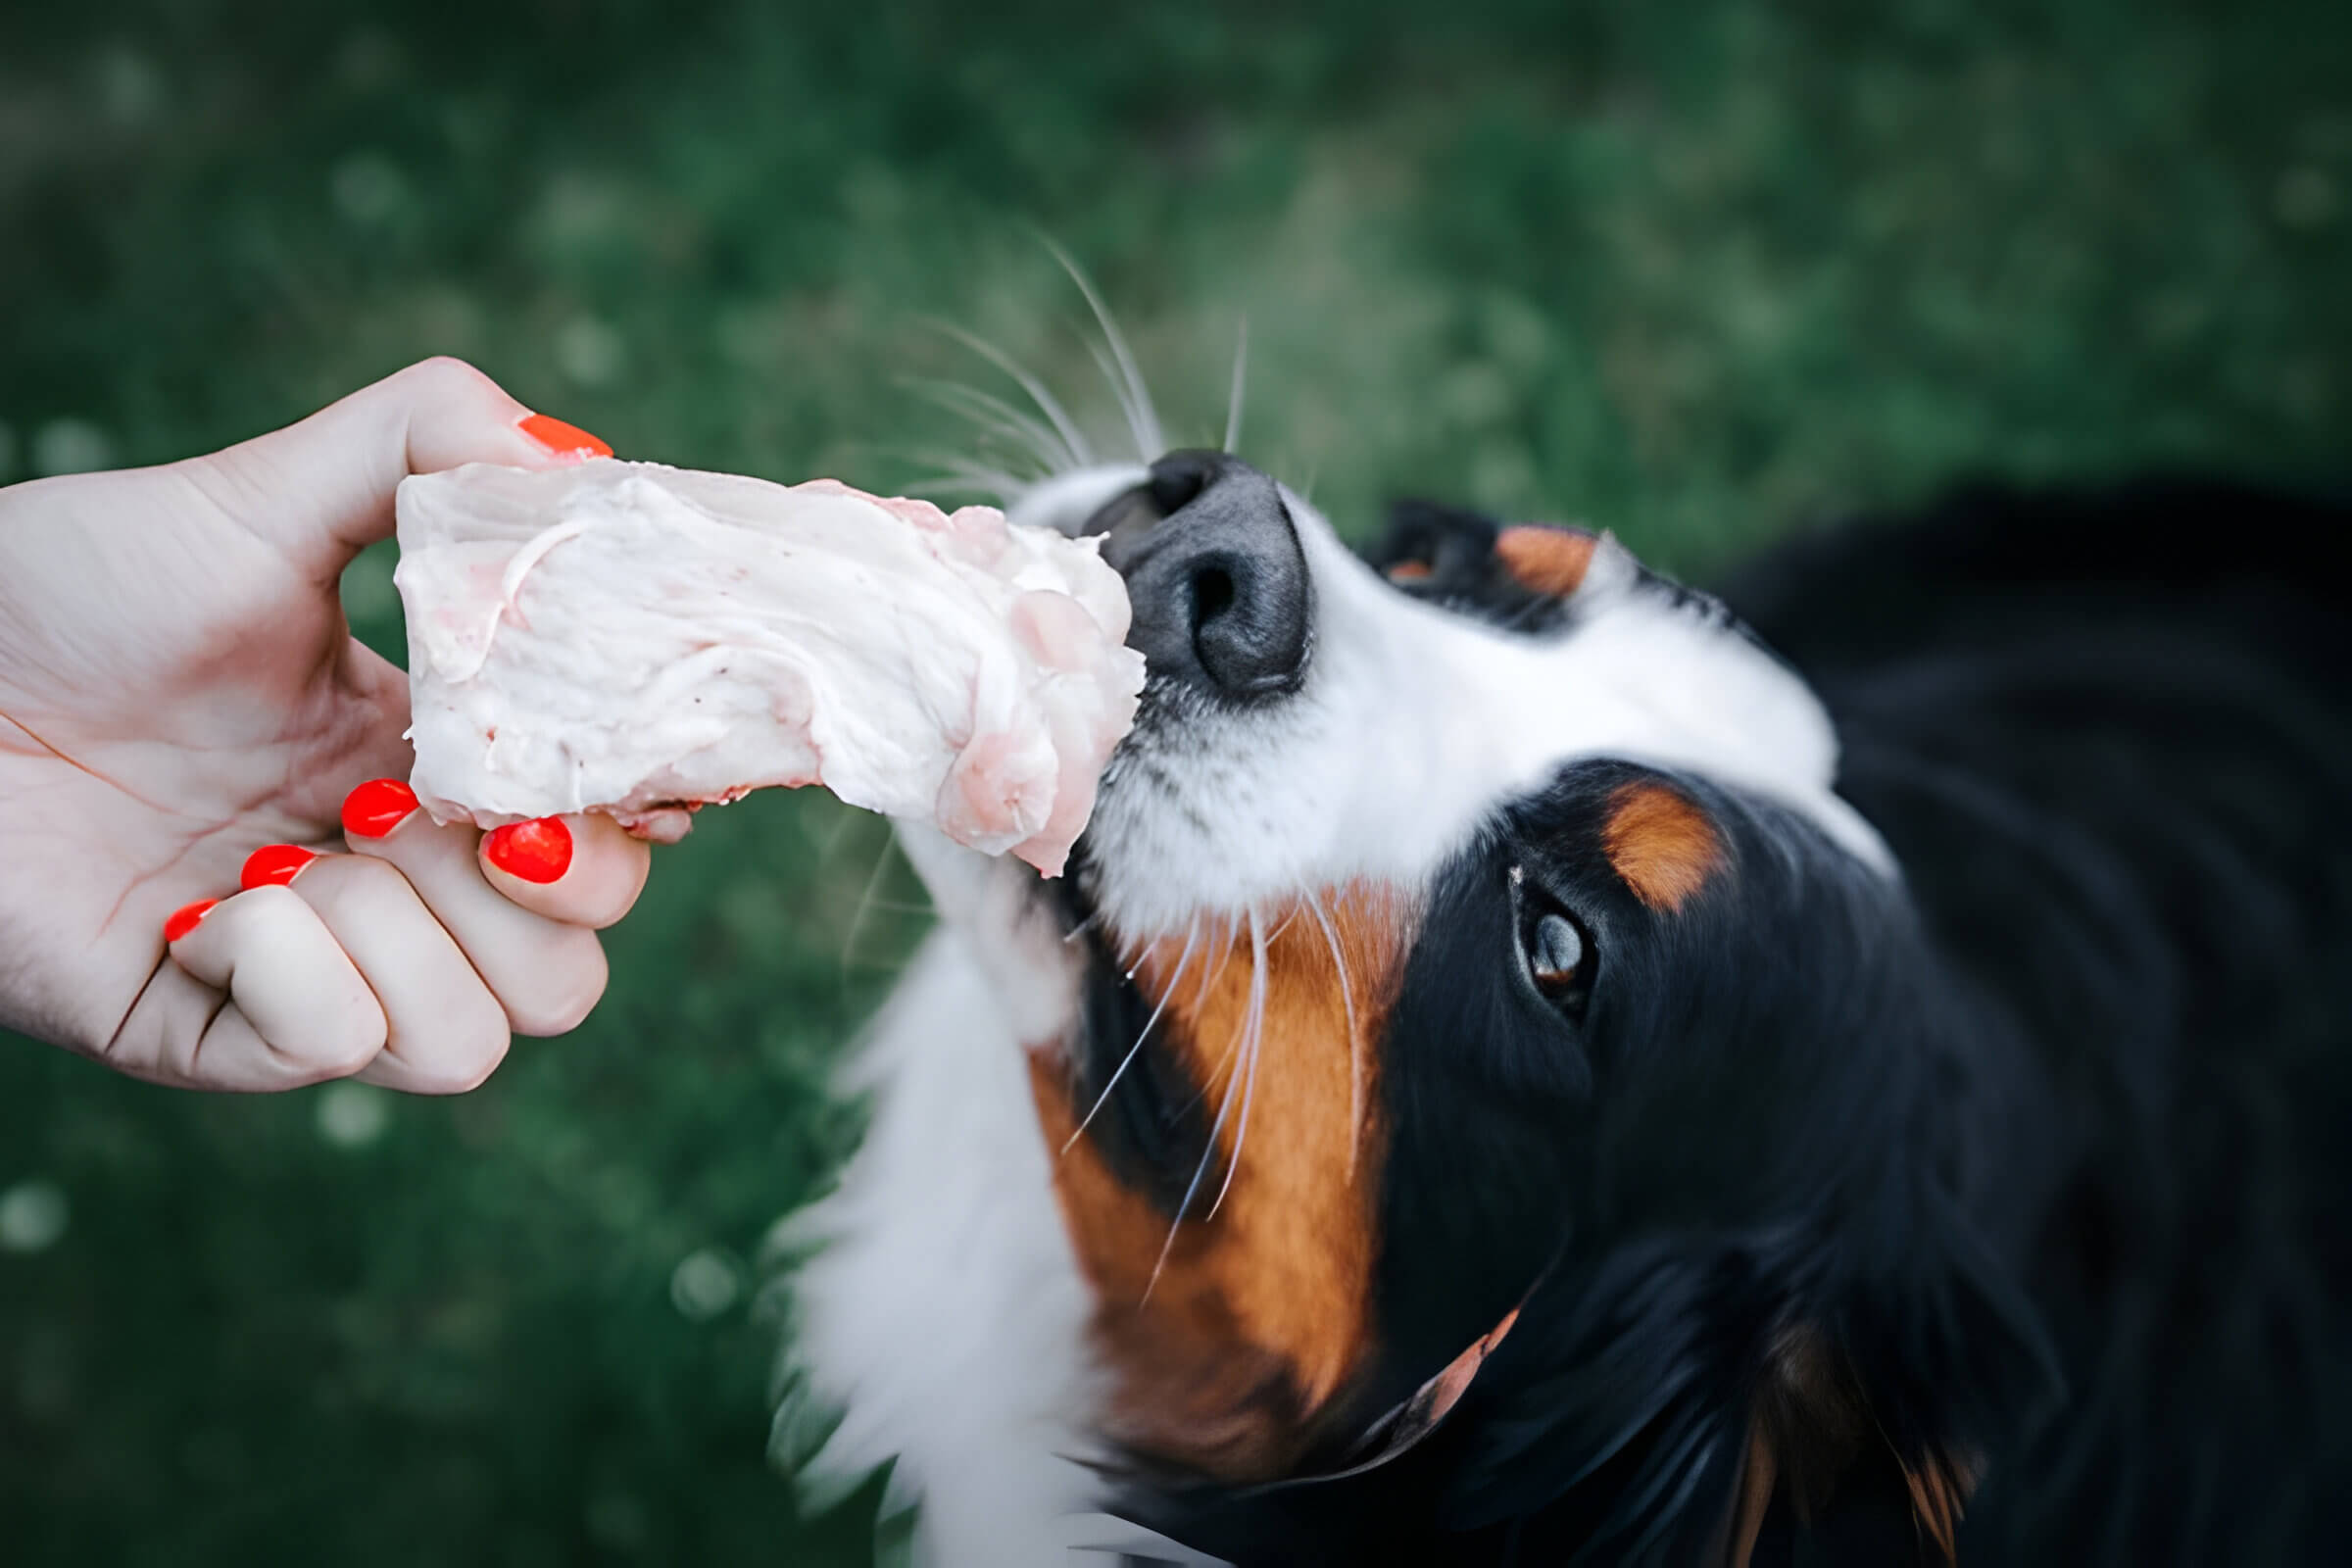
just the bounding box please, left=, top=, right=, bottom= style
left=777, top=441, right=2352, bottom=1565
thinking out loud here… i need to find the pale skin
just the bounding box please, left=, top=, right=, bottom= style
left=0, top=357, right=654, bottom=1092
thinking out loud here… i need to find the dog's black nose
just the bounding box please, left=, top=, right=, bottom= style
left=1083, top=451, right=1311, bottom=701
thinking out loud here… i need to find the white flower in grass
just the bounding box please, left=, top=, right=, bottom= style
left=31, top=418, right=117, bottom=476
left=316, top=1081, right=391, bottom=1149
left=670, top=1248, right=742, bottom=1321
left=0, top=1179, right=69, bottom=1253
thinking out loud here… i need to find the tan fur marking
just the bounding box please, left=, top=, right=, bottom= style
left=1494, top=525, right=1598, bottom=597
left=1029, top=884, right=1415, bottom=1480
left=1718, top=1419, right=1781, bottom=1568
left=1727, top=1324, right=1983, bottom=1565
left=1385, top=559, right=1434, bottom=582
left=1903, top=1451, right=1980, bottom=1566
left=1602, top=780, right=1724, bottom=913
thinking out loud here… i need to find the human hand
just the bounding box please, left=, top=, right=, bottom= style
left=0, top=358, right=652, bottom=1092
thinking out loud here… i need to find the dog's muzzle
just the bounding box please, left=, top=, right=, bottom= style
left=1081, top=451, right=1312, bottom=702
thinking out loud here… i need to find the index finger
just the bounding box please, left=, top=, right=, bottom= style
left=195, top=356, right=614, bottom=578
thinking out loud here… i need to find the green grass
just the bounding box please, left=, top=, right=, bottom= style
left=2, top=1, right=2346, bottom=1561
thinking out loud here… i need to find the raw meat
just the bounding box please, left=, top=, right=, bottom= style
left=391, top=461, right=1146, bottom=875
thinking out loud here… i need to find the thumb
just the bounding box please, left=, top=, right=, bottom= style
left=191, top=356, right=613, bottom=579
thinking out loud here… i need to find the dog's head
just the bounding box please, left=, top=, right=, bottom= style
left=963, top=454, right=2046, bottom=1561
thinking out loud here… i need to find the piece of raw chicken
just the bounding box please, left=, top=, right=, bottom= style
left=392, top=461, right=1145, bottom=875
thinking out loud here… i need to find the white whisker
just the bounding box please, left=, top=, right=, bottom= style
left=838, top=829, right=905, bottom=983
left=816, top=800, right=866, bottom=859
left=899, top=376, right=1074, bottom=477
left=1063, top=915, right=1202, bottom=1155
left=1207, top=906, right=1271, bottom=1221
left=873, top=438, right=1045, bottom=499
left=1082, top=339, right=1157, bottom=464
left=1303, top=889, right=1365, bottom=1177
left=922, top=318, right=1097, bottom=471
left=1195, top=911, right=1240, bottom=1011
left=1147, top=906, right=1259, bottom=1302
left=1045, top=236, right=1165, bottom=461
left=1222, top=316, right=1250, bottom=455
left=855, top=898, right=938, bottom=917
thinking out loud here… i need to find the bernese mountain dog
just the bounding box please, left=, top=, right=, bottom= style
left=778, top=451, right=2352, bottom=1566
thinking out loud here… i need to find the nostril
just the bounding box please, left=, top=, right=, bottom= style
left=1191, top=565, right=1238, bottom=629
left=1188, top=554, right=1308, bottom=697
left=1146, top=450, right=1227, bottom=516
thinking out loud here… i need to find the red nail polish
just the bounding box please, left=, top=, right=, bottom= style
left=484, top=817, right=572, bottom=885
left=342, top=778, right=419, bottom=839
left=164, top=899, right=220, bottom=944
left=240, top=844, right=318, bottom=890
left=517, top=413, right=613, bottom=462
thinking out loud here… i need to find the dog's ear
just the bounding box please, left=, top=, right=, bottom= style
left=1368, top=498, right=1503, bottom=583
left=1716, top=1322, right=1978, bottom=1568
left=1370, top=501, right=1601, bottom=631
left=1421, top=1211, right=2054, bottom=1566
left=1429, top=1238, right=1771, bottom=1563
left=1721, top=1198, right=2060, bottom=1566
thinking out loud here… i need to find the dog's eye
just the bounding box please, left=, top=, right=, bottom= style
left=1521, top=908, right=1594, bottom=1015
left=1528, top=911, right=1584, bottom=987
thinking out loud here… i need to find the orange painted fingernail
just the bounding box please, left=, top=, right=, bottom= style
left=483, top=816, right=571, bottom=884
left=342, top=778, right=419, bottom=839
left=164, top=899, right=220, bottom=944
left=517, top=413, right=612, bottom=462
left=240, top=844, right=318, bottom=890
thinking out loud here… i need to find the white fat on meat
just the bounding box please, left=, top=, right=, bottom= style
left=392, top=460, right=1145, bottom=875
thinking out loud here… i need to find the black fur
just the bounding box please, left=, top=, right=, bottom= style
left=1119, top=477, right=2352, bottom=1565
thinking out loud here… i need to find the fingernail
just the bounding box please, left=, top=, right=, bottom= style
left=164, top=899, right=220, bottom=944
left=484, top=816, right=572, bottom=885
left=517, top=413, right=613, bottom=462
left=342, top=778, right=419, bottom=839
left=240, top=844, right=318, bottom=890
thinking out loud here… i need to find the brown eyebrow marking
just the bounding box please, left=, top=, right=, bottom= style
left=1027, top=883, right=1417, bottom=1480
left=1494, top=525, right=1598, bottom=598
left=1603, top=780, right=1724, bottom=913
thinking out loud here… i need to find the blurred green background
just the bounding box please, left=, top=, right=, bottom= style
left=2, top=0, right=2346, bottom=1561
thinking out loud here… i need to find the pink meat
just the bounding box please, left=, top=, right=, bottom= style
left=391, top=461, right=1145, bottom=875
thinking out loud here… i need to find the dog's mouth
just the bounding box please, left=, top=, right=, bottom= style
left=1022, top=453, right=1325, bottom=934
left=891, top=454, right=1332, bottom=1046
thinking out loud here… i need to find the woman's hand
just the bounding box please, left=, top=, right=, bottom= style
left=0, top=357, right=651, bottom=1092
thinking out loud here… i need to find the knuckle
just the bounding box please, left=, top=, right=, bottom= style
left=506, top=977, right=600, bottom=1039
left=261, top=1020, right=379, bottom=1088
left=329, top=852, right=417, bottom=908
left=402, top=354, right=491, bottom=397
left=421, top=998, right=512, bottom=1094
left=221, top=881, right=306, bottom=934
left=307, top=997, right=388, bottom=1081
left=428, top=1036, right=510, bottom=1095
left=314, top=1029, right=383, bottom=1080
left=179, top=443, right=280, bottom=518
left=502, top=934, right=607, bottom=1039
